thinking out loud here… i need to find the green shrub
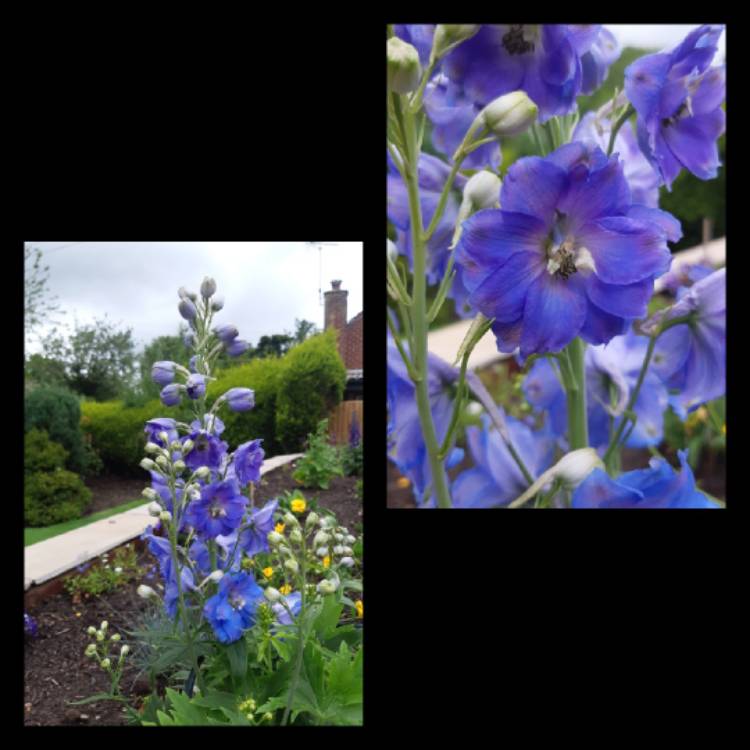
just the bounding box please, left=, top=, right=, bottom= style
left=24, top=429, right=68, bottom=473
left=341, top=441, right=363, bottom=478
left=24, top=469, right=92, bottom=526
left=25, top=385, right=86, bottom=472
left=206, top=357, right=285, bottom=455
left=276, top=331, right=347, bottom=452
left=292, top=419, right=344, bottom=489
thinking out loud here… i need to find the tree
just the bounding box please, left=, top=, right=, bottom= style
left=255, top=334, right=294, bottom=359
left=292, top=318, right=319, bottom=345
left=138, top=326, right=190, bottom=399
left=24, top=353, right=68, bottom=390
left=24, top=245, right=62, bottom=345
left=39, top=316, right=138, bottom=401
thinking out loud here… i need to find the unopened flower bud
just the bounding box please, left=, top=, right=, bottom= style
left=432, top=24, right=480, bottom=59
left=207, top=570, right=224, bottom=583
left=120, top=645, right=129, bottom=657
left=159, top=510, right=172, bottom=523
left=178, top=298, right=198, bottom=321
left=264, top=587, right=281, bottom=602
left=87, top=626, right=97, bottom=636
left=284, top=559, right=299, bottom=574
left=278, top=545, right=292, bottom=557
left=480, top=91, right=538, bottom=138
left=200, top=277, right=217, bottom=299
left=316, top=547, right=328, bottom=557
left=144, top=442, right=160, bottom=454
left=387, top=37, right=421, bottom=94
left=462, top=170, right=502, bottom=212
left=317, top=579, right=337, bottom=595
left=554, top=448, right=603, bottom=487
left=341, top=546, right=353, bottom=556
left=170, top=440, right=183, bottom=452
left=262, top=712, right=273, bottom=722
left=114, top=567, right=123, bottom=573
left=96, top=631, right=104, bottom=641
left=340, top=557, right=355, bottom=567
left=110, top=633, right=121, bottom=642
left=142, top=488, right=158, bottom=502
left=137, top=585, right=156, bottom=599
left=211, top=295, right=224, bottom=311
left=100, top=621, right=108, bottom=631
left=333, top=545, right=344, bottom=555
left=283, top=512, right=298, bottom=527
left=387, top=238, right=399, bottom=263
left=195, top=466, right=211, bottom=479
left=305, top=511, right=319, bottom=528
left=148, top=502, right=162, bottom=516
left=313, top=531, right=330, bottom=547
left=182, top=439, right=194, bottom=453
left=267, top=531, right=283, bottom=546
left=85, top=644, right=97, bottom=657
left=155, top=454, right=168, bottom=468
left=289, top=529, right=303, bottom=544
left=101, top=658, right=111, bottom=669
left=333, top=533, right=344, bottom=541
left=140, top=458, right=156, bottom=471
left=173, top=460, right=186, bottom=473
left=344, top=535, right=356, bottom=545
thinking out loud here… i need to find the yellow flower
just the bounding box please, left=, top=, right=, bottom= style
left=291, top=498, right=306, bottom=514
left=396, top=476, right=410, bottom=488
left=262, top=567, right=273, bottom=579
left=355, top=600, right=363, bottom=619
left=323, top=556, right=330, bottom=569
left=722, top=424, right=726, bottom=435
left=275, top=522, right=285, bottom=534
left=279, top=584, right=292, bottom=595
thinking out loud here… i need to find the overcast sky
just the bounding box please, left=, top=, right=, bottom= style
left=25, top=242, right=363, bottom=355
left=608, top=24, right=725, bottom=58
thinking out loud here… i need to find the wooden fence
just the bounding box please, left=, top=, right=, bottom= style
left=328, top=400, right=363, bottom=444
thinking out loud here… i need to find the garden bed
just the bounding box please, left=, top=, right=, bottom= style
left=24, top=462, right=363, bottom=725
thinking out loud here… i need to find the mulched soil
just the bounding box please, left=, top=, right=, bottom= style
left=24, top=461, right=363, bottom=725
left=83, top=475, right=146, bottom=515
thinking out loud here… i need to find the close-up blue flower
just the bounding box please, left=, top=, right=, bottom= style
left=451, top=413, right=555, bottom=508
left=151, top=360, right=178, bottom=386
left=236, top=498, right=278, bottom=557
left=203, top=572, right=264, bottom=643
left=183, top=428, right=228, bottom=472
left=186, top=373, right=207, bottom=399
left=190, top=414, right=225, bottom=436
left=231, top=439, right=265, bottom=486
left=572, top=450, right=719, bottom=508
left=649, top=267, right=725, bottom=411
left=226, top=339, right=250, bottom=357
left=160, top=383, right=182, bottom=407
left=624, top=24, right=725, bottom=189
left=144, top=417, right=179, bottom=448
left=272, top=592, right=303, bottom=626
left=184, top=478, right=247, bottom=539
left=222, top=387, right=255, bottom=412
left=164, top=566, right=196, bottom=618
left=455, top=141, right=680, bottom=358
left=214, top=324, right=239, bottom=343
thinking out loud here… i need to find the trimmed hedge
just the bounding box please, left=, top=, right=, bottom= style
left=80, top=332, right=346, bottom=475
left=276, top=330, right=347, bottom=451
left=25, top=429, right=68, bottom=473
left=25, top=469, right=92, bottom=527
left=25, top=386, right=86, bottom=472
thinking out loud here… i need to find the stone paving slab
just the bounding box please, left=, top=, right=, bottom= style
left=24, top=453, right=303, bottom=590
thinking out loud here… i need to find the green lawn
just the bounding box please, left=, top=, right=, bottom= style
left=24, top=498, right=147, bottom=547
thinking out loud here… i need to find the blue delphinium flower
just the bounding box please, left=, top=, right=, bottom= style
left=160, top=383, right=182, bottom=407
left=387, top=150, right=473, bottom=317
left=222, top=387, right=255, bottom=412
left=186, top=373, right=207, bottom=399
left=272, top=591, right=302, bottom=626
left=144, top=417, right=179, bottom=448
left=424, top=74, right=501, bottom=171
left=141, top=525, right=175, bottom=581
left=188, top=355, right=199, bottom=373
left=451, top=413, right=555, bottom=508
left=455, top=141, right=680, bottom=358
left=387, top=336, right=464, bottom=506
left=392, top=24, right=435, bottom=67
left=203, top=572, right=264, bottom=643
left=24, top=613, right=38, bottom=638
left=624, top=24, right=725, bottom=190
left=572, top=450, right=720, bottom=508
left=214, top=324, right=239, bottom=343
left=573, top=110, right=660, bottom=207
left=183, top=428, right=227, bottom=472
left=226, top=339, right=250, bottom=357
left=152, top=361, right=178, bottom=386
left=441, top=25, right=619, bottom=122
left=184, top=478, right=247, bottom=539
left=658, top=262, right=714, bottom=297
left=648, top=267, right=725, bottom=412
left=231, top=439, right=265, bottom=486
left=348, top=414, right=361, bottom=447
left=178, top=298, right=198, bottom=321
left=190, top=414, right=225, bottom=436
left=164, top=566, right=196, bottom=618
left=237, top=498, right=278, bottom=557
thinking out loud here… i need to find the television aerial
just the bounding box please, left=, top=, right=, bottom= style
left=305, top=242, right=339, bottom=305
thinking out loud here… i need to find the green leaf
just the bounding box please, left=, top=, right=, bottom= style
left=67, top=692, right=120, bottom=706
left=271, top=637, right=291, bottom=662
left=225, top=638, right=248, bottom=683
left=313, top=595, right=344, bottom=640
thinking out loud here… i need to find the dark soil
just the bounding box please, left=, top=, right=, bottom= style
left=24, top=461, right=363, bottom=725
left=83, top=474, right=146, bottom=515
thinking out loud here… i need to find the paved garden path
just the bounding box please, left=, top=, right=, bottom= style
left=24, top=453, right=303, bottom=590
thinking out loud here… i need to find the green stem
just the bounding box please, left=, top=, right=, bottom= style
left=423, top=157, right=464, bottom=243
left=409, top=57, right=437, bottom=114
left=438, top=352, right=469, bottom=458
left=281, top=537, right=308, bottom=725
left=564, top=337, right=589, bottom=450
left=606, top=104, right=635, bottom=157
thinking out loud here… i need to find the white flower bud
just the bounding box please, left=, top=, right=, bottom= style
left=340, top=557, right=355, bottom=567
left=386, top=239, right=399, bottom=263
left=137, top=585, right=157, bottom=599
left=114, top=567, right=123, bottom=574
left=140, top=458, right=156, bottom=471
left=264, top=587, right=281, bottom=602
left=182, top=439, right=194, bottom=453
left=120, top=645, right=129, bottom=657
left=305, top=511, right=319, bottom=527
left=110, top=633, right=121, bottom=642
left=316, top=547, right=328, bottom=557
left=480, top=91, right=538, bottom=138
left=278, top=545, right=292, bottom=557
left=289, top=529, right=303, bottom=544
left=87, top=626, right=97, bottom=636
left=387, top=37, right=421, bottom=94
left=320, top=516, right=335, bottom=528
left=188, top=488, right=202, bottom=501
left=142, top=487, right=158, bottom=501
left=195, top=466, right=211, bottom=479
left=317, top=579, right=337, bottom=595
left=432, top=24, right=480, bottom=59
left=100, top=621, right=108, bottom=631
left=333, top=545, right=344, bottom=555
left=158, top=431, right=170, bottom=445
left=284, top=559, right=299, bottom=574
left=553, top=448, right=604, bottom=488
left=200, top=277, right=217, bottom=299
left=170, top=440, right=183, bottom=452
left=96, top=631, right=104, bottom=641
left=85, top=644, right=97, bottom=657
left=283, top=512, right=298, bottom=527
left=207, top=570, right=224, bottom=583
left=462, top=170, right=502, bottom=212
left=211, top=296, right=224, bottom=311
left=333, top=533, right=344, bottom=542
left=344, top=535, right=356, bottom=545
left=267, top=531, right=283, bottom=546
left=313, top=531, right=330, bottom=547
left=148, top=501, right=162, bottom=516
left=101, top=658, right=111, bottom=669
left=173, top=460, right=186, bottom=473
left=159, top=510, right=172, bottom=523
left=341, top=546, right=353, bottom=556
left=144, top=442, right=160, bottom=454
left=155, top=454, right=169, bottom=468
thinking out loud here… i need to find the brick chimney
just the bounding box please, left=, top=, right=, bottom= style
left=324, top=279, right=348, bottom=332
